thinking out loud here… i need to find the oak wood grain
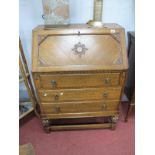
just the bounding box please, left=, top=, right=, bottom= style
left=37, top=72, right=120, bottom=89
left=32, top=24, right=128, bottom=131
left=41, top=100, right=119, bottom=114
left=32, top=24, right=128, bottom=72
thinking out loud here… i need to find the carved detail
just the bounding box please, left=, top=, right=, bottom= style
left=44, top=127, right=50, bottom=133
left=111, top=116, right=119, bottom=123
left=42, top=120, right=49, bottom=127
left=113, top=55, right=122, bottom=65
left=38, top=35, right=49, bottom=46
left=111, top=123, right=116, bottom=130
left=72, top=42, right=88, bottom=57
left=42, top=119, right=51, bottom=133
left=111, top=33, right=121, bottom=43
left=116, top=57, right=122, bottom=64
left=111, top=116, right=118, bottom=130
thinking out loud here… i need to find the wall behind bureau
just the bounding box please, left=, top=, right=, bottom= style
left=19, top=0, right=135, bottom=68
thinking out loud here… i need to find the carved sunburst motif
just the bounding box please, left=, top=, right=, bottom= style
left=72, top=42, right=88, bottom=57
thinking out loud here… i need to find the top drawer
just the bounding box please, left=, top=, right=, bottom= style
left=35, top=73, right=120, bottom=89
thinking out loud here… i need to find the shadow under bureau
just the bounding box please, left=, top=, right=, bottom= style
left=32, top=24, right=128, bottom=132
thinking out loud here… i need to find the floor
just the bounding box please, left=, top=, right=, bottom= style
left=19, top=103, right=135, bottom=155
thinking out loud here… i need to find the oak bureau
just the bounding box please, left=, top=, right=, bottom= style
left=32, top=24, right=128, bottom=132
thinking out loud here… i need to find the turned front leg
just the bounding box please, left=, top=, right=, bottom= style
left=111, top=116, right=119, bottom=130
left=42, top=119, right=50, bottom=133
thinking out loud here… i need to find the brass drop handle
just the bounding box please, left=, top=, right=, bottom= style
left=104, top=78, right=111, bottom=85
left=54, top=107, right=61, bottom=113
left=53, top=92, right=64, bottom=101
left=103, top=92, right=108, bottom=98
left=101, top=103, right=107, bottom=111
left=54, top=94, right=59, bottom=101
left=51, top=80, right=57, bottom=88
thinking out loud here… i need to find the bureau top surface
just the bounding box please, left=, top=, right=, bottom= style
left=32, top=24, right=128, bottom=72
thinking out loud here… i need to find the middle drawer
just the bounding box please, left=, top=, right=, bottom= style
left=39, top=87, right=122, bottom=102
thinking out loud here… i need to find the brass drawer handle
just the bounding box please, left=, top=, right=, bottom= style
left=54, top=107, right=61, bottom=113
left=54, top=94, right=59, bottom=101
left=103, top=92, right=108, bottom=98
left=101, top=103, right=107, bottom=111
left=104, top=78, right=111, bottom=85
left=53, top=92, right=64, bottom=101
left=51, top=80, right=57, bottom=88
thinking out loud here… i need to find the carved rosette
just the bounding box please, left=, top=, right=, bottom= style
left=72, top=42, right=88, bottom=57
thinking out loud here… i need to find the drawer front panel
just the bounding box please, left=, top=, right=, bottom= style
left=39, top=87, right=121, bottom=102
left=38, top=73, right=120, bottom=89
left=41, top=101, right=119, bottom=114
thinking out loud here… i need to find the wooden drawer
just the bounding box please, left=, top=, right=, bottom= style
left=36, top=73, right=120, bottom=89
left=39, top=87, right=121, bottom=102
left=41, top=101, right=119, bottom=114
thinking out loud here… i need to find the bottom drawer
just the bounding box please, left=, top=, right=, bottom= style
left=40, top=101, right=119, bottom=114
